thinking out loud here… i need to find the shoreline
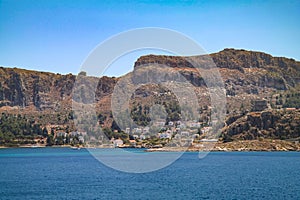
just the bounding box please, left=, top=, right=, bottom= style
left=146, top=139, right=300, bottom=152
left=145, top=148, right=300, bottom=152
left=0, top=146, right=299, bottom=152
left=1, top=140, right=299, bottom=152
left=0, top=145, right=80, bottom=149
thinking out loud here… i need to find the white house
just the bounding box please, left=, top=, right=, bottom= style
left=133, top=128, right=142, bottom=134
left=140, top=134, right=146, bottom=140
left=159, top=131, right=172, bottom=139
left=168, top=121, right=174, bottom=126
left=181, top=131, right=190, bottom=137
left=201, top=127, right=212, bottom=134
left=189, top=122, right=201, bottom=128
left=78, top=136, right=85, bottom=143
left=113, top=139, right=124, bottom=147
left=155, top=121, right=165, bottom=127
left=132, top=135, right=139, bottom=139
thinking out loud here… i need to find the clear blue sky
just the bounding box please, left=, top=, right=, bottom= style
left=0, top=0, right=299, bottom=76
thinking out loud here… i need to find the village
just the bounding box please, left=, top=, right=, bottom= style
left=16, top=98, right=298, bottom=149
left=108, top=120, right=216, bottom=148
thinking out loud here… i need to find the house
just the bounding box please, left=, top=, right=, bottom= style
left=70, top=131, right=79, bottom=137
left=133, top=128, right=142, bottom=134
left=155, top=121, right=166, bottom=127
left=189, top=121, right=202, bottom=128
left=113, top=139, right=124, bottom=147
left=125, top=128, right=130, bottom=134
left=201, top=127, right=212, bottom=134
left=140, top=134, right=146, bottom=140
left=168, top=121, right=174, bottom=126
left=78, top=136, right=85, bottom=143
left=181, top=131, right=190, bottom=137
left=159, top=131, right=172, bottom=139
left=129, top=140, right=136, bottom=147
left=132, top=135, right=139, bottom=139
left=56, top=132, right=67, bottom=137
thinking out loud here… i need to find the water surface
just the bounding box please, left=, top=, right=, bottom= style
left=0, top=148, right=299, bottom=200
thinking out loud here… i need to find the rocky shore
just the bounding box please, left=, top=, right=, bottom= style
left=146, top=140, right=300, bottom=152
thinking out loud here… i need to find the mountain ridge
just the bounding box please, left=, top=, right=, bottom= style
left=0, top=48, right=300, bottom=148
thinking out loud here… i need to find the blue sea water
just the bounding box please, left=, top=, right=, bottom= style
left=0, top=148, right=300, bottom=200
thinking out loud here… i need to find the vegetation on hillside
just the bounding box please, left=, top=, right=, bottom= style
left=0, top=113, right=46, bottom=146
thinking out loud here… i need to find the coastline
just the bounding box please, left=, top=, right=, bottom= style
left=0, top=145, right=82, bottom=149
left=1, top=140, right=300, bottom=152
left=146, top=140, right=300, bottom=152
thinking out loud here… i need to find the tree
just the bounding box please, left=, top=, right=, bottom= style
left=78, top=71, right=87, bottom=76
left=46, top=135, right=54, bottom=146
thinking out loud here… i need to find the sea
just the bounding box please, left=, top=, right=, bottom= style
left=0, top=148, right=300, bottom=200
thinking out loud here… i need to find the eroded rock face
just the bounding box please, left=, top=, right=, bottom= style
left=0, top=67, right=117, bottom=110
left=222, top=109, right=300, bottom=140
left=0, top=48, right=299, bottom=133
left=134, top=49, right=300, bottom=92
left=0, top=68, right=64, bottom=109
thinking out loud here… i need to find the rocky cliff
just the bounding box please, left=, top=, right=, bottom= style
left=0, top=67, right=117, bottom=111
left=1, top=48, right=299, bottom=110
left=222, top=109, right=300, bottom=141
left=0, top=48, right=300, bottom=144
left=135, top=48, right=300, bottom=90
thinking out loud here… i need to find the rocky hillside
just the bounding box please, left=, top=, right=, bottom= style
left=1, top=48, right=299, bottom=111
left=0, top=67, right=117, bottom=111
left=135, top=48, right=300, bottom=90
left=222, top=109, right=300, bottom=141
left=0, top=48, right=300, bottom=145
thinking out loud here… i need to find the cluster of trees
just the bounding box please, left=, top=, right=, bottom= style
left=0, top=113, right=46, bottom=146
left=283, top=92, right=300, bottom=108
left=102, top=127, right=128, bottom=141
left=130, top=100, right=182, bottom=126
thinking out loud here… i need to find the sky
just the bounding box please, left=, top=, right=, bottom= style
left=0, top=0, right=299, bottom=77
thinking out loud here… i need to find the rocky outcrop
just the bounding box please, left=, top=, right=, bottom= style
left=222, top=109, right=300, bottom=141
left=0, top=67, right=119, bottom=111
left=134, top=49, right=300, bottom=91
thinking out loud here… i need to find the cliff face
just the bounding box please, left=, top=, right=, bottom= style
left=0, top=48, right=300, bottom=141
left=222, top=109, right=300, bottom=140
left=0, top=67, right=74, bottom=109
left=134, top=48, right=300, bottom=90
left=212, top=49, right=300, bottom=90
left=0, top=67, right=118, bottom=111
left=1, top=48, right=299, bottom=110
